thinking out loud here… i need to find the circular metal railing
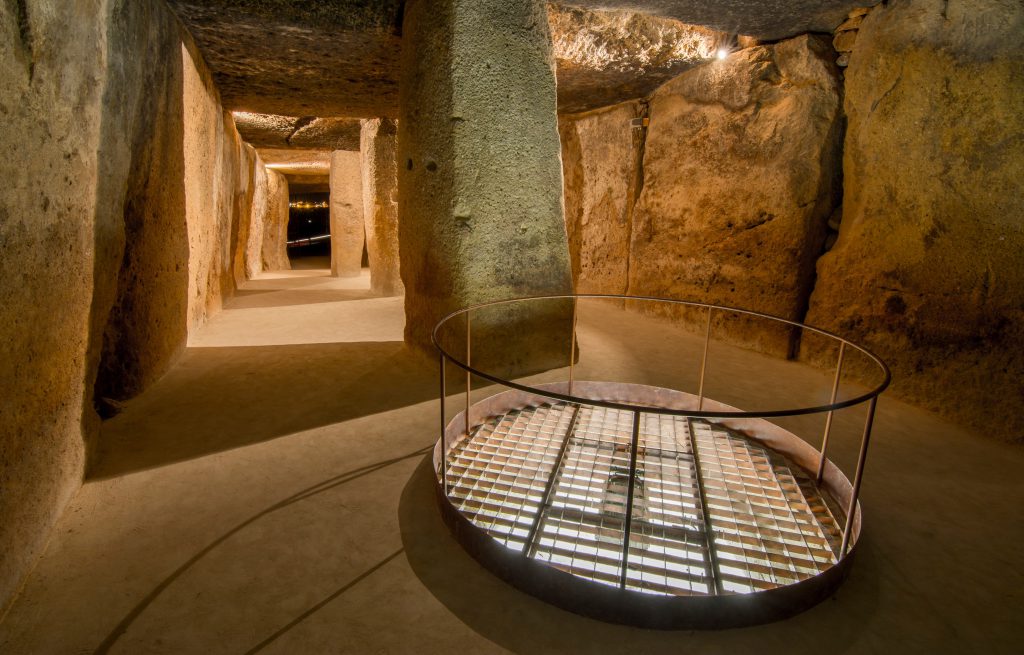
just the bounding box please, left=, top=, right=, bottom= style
left=431, top=294, right=890, bottom=627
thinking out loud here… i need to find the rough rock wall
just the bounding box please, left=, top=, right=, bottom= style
left=558, top=101, right=645, bottom=294
left=398, top=0, right=573, bottom=374
left=182, top=42, right=243, bottom=332
left=805, top=0, right=1024, bottom=442
left=246, top=155, right=268, bottom=278
left=330, top=150, right=365, bottom=277
left=95, top=3, right=190, bottom=406
left=96, top=28, right=257, bottom=401
left=360, top=118, right=403, bottom=296
left=1, top=0, right=274, bottom=613
left=629, top=35, right=842, bottom=356
left=0, top=0, right=109, bottom=613
left=231, top=143, right=258, bottom=287
left=261, top=170, right=290, bottom=271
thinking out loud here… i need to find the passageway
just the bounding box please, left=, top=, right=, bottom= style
left=1, top=266, right=1021, bottom=653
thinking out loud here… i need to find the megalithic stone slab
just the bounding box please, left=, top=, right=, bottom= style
left=398, top=0, right=574, bottom=377
left=360, top=119, right=403, bottom=296
left=330, top=150, right=365, bottom=278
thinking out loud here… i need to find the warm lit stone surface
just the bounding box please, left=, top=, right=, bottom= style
left=330, top=150, right=365, bottom=278
left=360, top=119, right=403, bottom=296
left=559, top=102, right=645, bottom=293
left=627, top=35, right=843, bottom=356
left=0, top=0, right=107, bottom=613
left=805, top=0, right=1024, bottom=442
left=261, top=170, right=291, bottom=271
left=549, top=6, right=723, bottom=114
left=95, top=9, right=192, bottom=407
left=246, top=157, right=268, bottom=279
left=399, top=0, right=573, bottom=374
left=234, top=112, right=361, bottom=151
left=564, top=1, right=875, bottom=40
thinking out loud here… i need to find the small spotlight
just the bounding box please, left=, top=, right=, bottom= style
left=717, top=47, right=729, bottom=60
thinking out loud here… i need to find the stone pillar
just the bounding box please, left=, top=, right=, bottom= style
left=329, top=150, right=364, bottom=277
left=398, top=0, right=573, bottom=375
left=360, top=119, right=403, bottom=296
left=261, top=169, right=290, bottom=271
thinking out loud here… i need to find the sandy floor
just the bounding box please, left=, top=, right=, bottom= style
left=1, top=265, right=1021, bottom=654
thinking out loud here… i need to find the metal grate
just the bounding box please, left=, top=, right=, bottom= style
left=445, top=403, right=843, bottom=596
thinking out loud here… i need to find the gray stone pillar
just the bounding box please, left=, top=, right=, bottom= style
left=398, top=0, right=573, bottom=375
left=360, top=119, right=403, bottom=296
left=329, top=150, right=364, bottom=277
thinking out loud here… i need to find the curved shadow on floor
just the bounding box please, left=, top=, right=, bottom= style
left=398, top=454, right=879, bottom=655
left=92, top=445, right=430, bottom=654
left=91, top=342, right=435, bottom=479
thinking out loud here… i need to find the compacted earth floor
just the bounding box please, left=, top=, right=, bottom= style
left=0, top=264, right=1021, bottom=654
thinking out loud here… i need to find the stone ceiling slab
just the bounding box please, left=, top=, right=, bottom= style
left=169, top=1, right=870, bottom=121
left=235, top=113, right=361, bottom=150
left=562, top=1, right=877, bottom=40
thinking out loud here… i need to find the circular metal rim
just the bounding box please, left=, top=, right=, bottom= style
left=433, top=383, right=863, bottom=630
left=430, top=294, right=891, bottom=420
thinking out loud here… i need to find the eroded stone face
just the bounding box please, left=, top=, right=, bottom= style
left=262, top=170, right=291, bottom=271
left=627, top=35, right=843, bottom=356
left=0, top=0, right=107, bottom=613
left=550, top=6, right=723, bottom=114
left=805, top=0, right=1024, bottom=442
left=329, top=150, right=364, bottom=277
left=360, top=119, right=403, bottom=296
left=559, top=102, right=646, bottom=293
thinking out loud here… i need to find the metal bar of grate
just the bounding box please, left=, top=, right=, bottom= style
left=525, top=403, right=582, bottom=556
left=618, top=411, right=642, bottom=589
left=686, top=418, right=722, bottom=595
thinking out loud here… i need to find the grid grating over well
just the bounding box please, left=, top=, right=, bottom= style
left=444, top=404, right=844, bottom=596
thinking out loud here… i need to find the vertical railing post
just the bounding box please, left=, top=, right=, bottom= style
left=568, top=296, right=578, bottom=396
left=816, top=341, right=847, bottom=483
left=840, top=396, right=878, bottom=557
left=619, top=410, right=642, bottom=589
left=697, top=306, right=713, bottom=411
left=465, top=311, right=472, bottom=440
left=439, top=352, right=447, bottom=492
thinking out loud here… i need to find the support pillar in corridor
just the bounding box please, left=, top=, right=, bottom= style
left=330, top=150, right=365, bottom=277
left=398, top=0, right=573, bottom=375
left=360, top=119, right=403, bottom=296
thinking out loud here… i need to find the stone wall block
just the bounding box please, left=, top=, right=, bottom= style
left=330, top=150, right=365, bottom=277
left=805, top=0, right=1024, bottom=442
left=360, top=118, right=403, bottom=295
left=626, top=34, right=843, bottom=357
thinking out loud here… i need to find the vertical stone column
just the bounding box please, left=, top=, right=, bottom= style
left=398, top=0, right=573, bottom=375
left=261, top=169, right=290, bottom=271
left=360, top=119, right=403, bottom=296
left=330, top=150, right=364, bottom=277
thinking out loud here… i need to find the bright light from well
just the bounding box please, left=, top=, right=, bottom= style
left=717, top=47, right=729, bottom=60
